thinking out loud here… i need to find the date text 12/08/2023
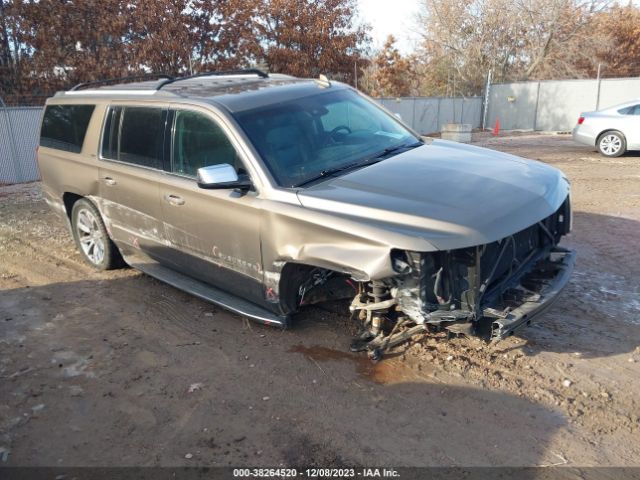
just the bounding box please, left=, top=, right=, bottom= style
left=232, top=468, right=400, bottom=478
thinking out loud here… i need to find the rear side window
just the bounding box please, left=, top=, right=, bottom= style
left=101, top=106, right=166, bottom=169
left=40, top=104, right=95, bottom=153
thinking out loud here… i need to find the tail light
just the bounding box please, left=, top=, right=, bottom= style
left=578, top=116, right=585, bottom=125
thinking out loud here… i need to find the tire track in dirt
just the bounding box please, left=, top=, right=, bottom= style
left=0, top=235, right=92, bottom=285
left=138, top=281, right=245, bottom=347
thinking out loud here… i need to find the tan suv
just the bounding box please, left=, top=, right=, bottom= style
left=38, top=70, right=575, bottom=359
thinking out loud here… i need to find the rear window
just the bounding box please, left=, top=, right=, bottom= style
left=40, top=104, right=95, bottom=153
left=618, top=105, right=640, bottom=115
left=101, top=106, right=165, bottom=169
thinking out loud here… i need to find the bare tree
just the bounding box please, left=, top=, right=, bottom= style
left=0, top=0, right=26, bottom=97
left=416, top=0, right=609, bottom=95
left=516, top=0, right=608, bottom=79
left=592, top=3, right=640, bottom=78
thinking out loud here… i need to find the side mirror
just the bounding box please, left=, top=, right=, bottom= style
left=197, top=164, right=252, bottom=191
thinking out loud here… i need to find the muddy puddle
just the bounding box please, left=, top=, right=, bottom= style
left=289, top=344, right=422, bottom=384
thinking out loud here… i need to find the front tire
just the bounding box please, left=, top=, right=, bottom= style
left=71, top=198, right=122, bottom=270
left=597, top=131, right=626, bottom=157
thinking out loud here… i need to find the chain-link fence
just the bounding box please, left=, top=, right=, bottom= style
left=0, top=98, right=42, bottom=185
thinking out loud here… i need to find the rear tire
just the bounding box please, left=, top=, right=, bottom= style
left=597, top=131, right=626, bottom=157
left=71, top=198, right=123, bottom=270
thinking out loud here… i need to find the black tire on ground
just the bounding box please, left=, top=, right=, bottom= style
left=71, top=198, right=123, bottom=270
left=597, top=130, right=626, bottom=157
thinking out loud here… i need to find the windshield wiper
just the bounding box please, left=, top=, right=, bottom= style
left=294, top=158, right=383, bottom=188
left=293, top=141, right=423, bottom=189
left=373, top=140, right=423, bottom=159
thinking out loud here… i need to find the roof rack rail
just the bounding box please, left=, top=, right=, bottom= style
left=69, top=73, right=174, bottom=92
left=157, top=69, right=269, bottom=90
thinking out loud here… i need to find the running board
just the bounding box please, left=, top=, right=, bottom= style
left=124, top=254, right=289, bottom=328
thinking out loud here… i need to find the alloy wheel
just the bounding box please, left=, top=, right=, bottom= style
left=75, top=208, right=105, bottom=265
left=600, top=134, right=622, bottom=156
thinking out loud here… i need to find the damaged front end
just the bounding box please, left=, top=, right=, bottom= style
left=349, top=196, right=575, bottom=360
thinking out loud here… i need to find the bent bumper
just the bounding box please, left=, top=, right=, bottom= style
left=490, top=248, right=576, bottom=341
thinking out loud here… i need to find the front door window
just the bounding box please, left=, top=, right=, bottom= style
left=172, top=110, right=241, bottom=176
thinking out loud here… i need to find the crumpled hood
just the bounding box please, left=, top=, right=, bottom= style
left=296, top=139, right=570, bottom=251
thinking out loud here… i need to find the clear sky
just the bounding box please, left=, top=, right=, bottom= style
left=358, top=0, right=422, bottom=54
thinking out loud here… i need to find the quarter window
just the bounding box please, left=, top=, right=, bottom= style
left=40, top=104, right=95, bottom=153
left=172, top=110, right=240, bottom=176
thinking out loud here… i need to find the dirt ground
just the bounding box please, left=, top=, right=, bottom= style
left=0, top=133, right=639, bottom=467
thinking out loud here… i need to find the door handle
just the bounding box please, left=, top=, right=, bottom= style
left=102, top=176, right=117, bottom=186
left=164, top=194, right=185, bottom=206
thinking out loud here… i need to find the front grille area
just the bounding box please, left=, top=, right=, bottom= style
left=414, top=195, right=572, bottom=317
left=356, top=195, right=574, bottom=352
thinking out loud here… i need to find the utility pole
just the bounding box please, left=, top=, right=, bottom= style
left=482, top=69, right=492, bottom=131
left=354, top=61, right=358, bottom=90
left=595, top=63, right=602, bottom=111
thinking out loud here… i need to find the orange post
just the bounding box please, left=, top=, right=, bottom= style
left=492, top=118, right=500, bottom=136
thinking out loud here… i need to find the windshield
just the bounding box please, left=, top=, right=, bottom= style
left=233, top=89, right=420, bottom=187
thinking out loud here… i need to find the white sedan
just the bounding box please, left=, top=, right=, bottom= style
left=572, top=100, right=640, bottom=157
